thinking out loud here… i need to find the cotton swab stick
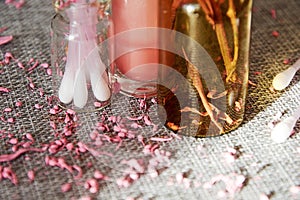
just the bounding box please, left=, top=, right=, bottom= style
left=58, top=7, right=80, bottom=104
left=58, top=43, right=78, bottom=104
left=58, top=67, right=75, bottom=104
left=272, top=58, right=300, bottom=90
left=87, top=48, right=111, bottom=101
left=271, top=105, right=300, bottom=143
left=72, top=4, right=92, bottom=108
left=73, top=66, right=88, bottom=108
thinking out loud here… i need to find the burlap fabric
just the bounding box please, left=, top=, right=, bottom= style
left=0, top=0, right=299, bottom=199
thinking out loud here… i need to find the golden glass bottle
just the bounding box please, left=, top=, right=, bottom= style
left=158, top=0, right=253, bottom=137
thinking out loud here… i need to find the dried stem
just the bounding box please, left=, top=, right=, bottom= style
left=196, top=0, right=239, bottom=82
left=226, top=0, right=239, bottom=81
left=182, top=48, right=224, bottom=133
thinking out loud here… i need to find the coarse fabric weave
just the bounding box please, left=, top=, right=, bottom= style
left=0, top=0, right=299, bottom=200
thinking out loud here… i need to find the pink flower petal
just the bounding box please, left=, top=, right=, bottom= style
left=0, top=36, right=13, bottom=45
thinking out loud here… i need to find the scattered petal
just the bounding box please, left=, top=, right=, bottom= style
left=61, top=183, right=72, bottom=193
left=0, top=36, right=13, bottom=45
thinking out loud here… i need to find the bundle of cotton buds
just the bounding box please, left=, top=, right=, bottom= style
left=58, top=1, right=111, bottom=108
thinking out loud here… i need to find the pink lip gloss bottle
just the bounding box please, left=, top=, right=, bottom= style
left=111, top=0, right=174, bottom=98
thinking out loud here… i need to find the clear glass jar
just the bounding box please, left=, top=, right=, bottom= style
left=157, top=0, right=253, bottom=137
left=51, top=1, right=111, bottom=111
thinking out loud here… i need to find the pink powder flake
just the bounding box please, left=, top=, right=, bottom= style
left=2, top=166, right=18, bottom=185
left=64, top=130, right=72, bottom=137
left=283, top=59, right=290, bottom=65
left=61, top=182, right=72, bottom=193
left=24, top=156, right=31, bottom=161
left=272, top=30, right=279, bottom=37
left=48, top=144, right=59, bottom=154
left=94, top=170, right=106, bottom=180
left=58, top=158, right=73, bottom=173
left=66, top=109, right=76, bottom=115
left=25, top=133, right=34, bottom=142
left=44, top=156, right=50, bottom=165
left=0, top=87, right=10, bottom=93
left=34, top=104, right=43, bottom=109
left=116, top=176, right=132, bottom=188
left=49, top=121, right=57, bottom=130
left=27, top=170, right=35, bottom=182
left=28, top=60, right=39, bottom=72
left=26, top=77, right=35, bottom=89
left=4, top=52, right=14, bottom=63
left=46, top=68, right=52, bottom=75
left=129, top=172, right=139, bottom=180
left=137, top=135, right=146, bottom=146
left=72, top=165, right=83, bottom=179
left=38, top=88, right=44, bottom=97
left=49, top=108, right=59, bottom=115
left=15, top=101, right=22, bottom=107
left=86, top=162, right=93, bottom=168
left=22, top=141, right=32, bottom=148
left=143, top=115, right=152, bottom=126
left=248, top=80, right=257, bottom=87
left=126, top=116, right=143, bottom=121
left=0, top=147, right=45, bottom=162
left=0, top=36, right=13, bottom=46
left=40, top=63, right=49, bottom=68
left=94, top=102, right=102, bottom=107
left=85, top=178, right=99, bottom=193
left=270, top=9, right=276, bottom=19
left=7, top=117, right=15, bottom=123
left=254, top=71, right=262, bottom=75
left=17, top=62, right=25, bottom=69
left=66, top=143, right=74, bottom=151
left=48, top=158, right=58, bottom=167
left=13, top=0, right=25, bottom=9
left=8, top=138, right=18, bottom=145
left=11, top=145, right=18, bottom=152
left=4, top=107, right=12, bottom=112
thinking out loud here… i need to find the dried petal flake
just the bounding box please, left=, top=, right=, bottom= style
left=0, top=147, right=45, bottom=162
left=270, top=9, right=276, bottom=19
left=0, top=87, right=10, bottom=93
left=27, top=170, right=35, bottom=182
left=2, top=167, right=18, bottom=185
left=0, top=36, right=13, bottom=45
left=272, top=30, right=279, bottom=37
left=61, top=182, right=72, bottom=193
